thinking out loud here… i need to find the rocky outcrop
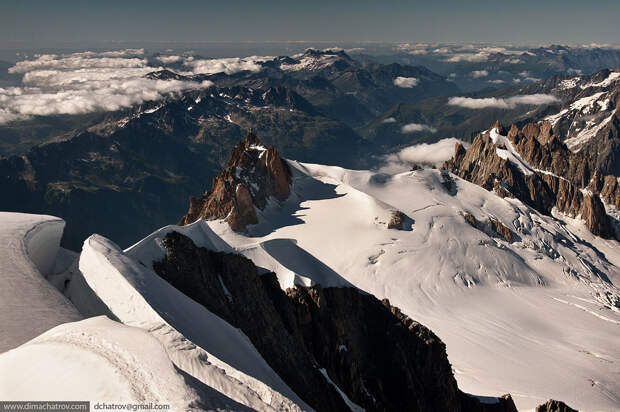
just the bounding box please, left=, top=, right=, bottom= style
left=535, top=399, right=578, bottom=412
left=589, top=171, right=620, bottom=208
left=581, top=194, right=614, bottom=238
left=445, top=121, right=615, bottom=238
left=153, top=230, right=518, bottom=412
left=489, top=218, right=515, bottom=243
left=464, top=212, right=477, bottom=228
left=179, top=132, right=292, bottom=231
left=444, top=132, right=556, bottom=214
left=388, top=210, right=406, bottom=229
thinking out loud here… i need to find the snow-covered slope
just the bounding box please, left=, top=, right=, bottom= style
left=0, top=212, right=81, bottom=353
left=75, top=232, right=310, bottom=411
left=192, top=162, right=620, bottom=411
left=0, top=316, right=252, bottom=410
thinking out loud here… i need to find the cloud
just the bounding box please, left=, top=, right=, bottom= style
left=184, top=56, right=273, bottom=75
left=447, top=94, right=559, bottom=109
left=505, top=58, right=523, bottom=64
left=380, top=138, right=469, bottom=173
left=9, top=54, right=147, bottom=73
left=444, top=52, right=490, bottom=62
left=488, top=79, right=505, bottom=84
left=401, top=123, right=437, bottom=133
left=156, top=55, right=183, bottom=64
left=0, top=50, right=212, bottom=124
left=382, top=117, right=397, bottom=123
left=471, top=70, right=489, bottom=78
left=393, top=76, right=419, bottom=88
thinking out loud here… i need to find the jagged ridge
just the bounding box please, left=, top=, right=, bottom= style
left=445, top=121, right=616, bottom=238
left=179, top=132, right=292, bottom=231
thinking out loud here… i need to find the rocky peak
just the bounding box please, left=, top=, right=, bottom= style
left=445, top=122, right=615, bottom=239
left=144, top=69, right=193, bottom=81
left=535, top=399, right=578, bottom=412
left=179, top=132, right=292, bottom=231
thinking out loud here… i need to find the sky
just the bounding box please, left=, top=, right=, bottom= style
left=1, top=0, right=620, bottom=48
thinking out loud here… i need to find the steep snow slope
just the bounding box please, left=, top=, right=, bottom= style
left=0, top=316, right=251, bottom=410
left=197, top=163, right=620, bottom=411
left=76, top=233, right=310, bottom=411
left=0, top=212, right=81, bottom=353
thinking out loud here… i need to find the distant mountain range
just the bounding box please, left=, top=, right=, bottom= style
left=1, top=49, right=619, bottom=252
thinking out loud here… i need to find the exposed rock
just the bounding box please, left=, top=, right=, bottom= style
left=464, top=212, right=477, bottom=228
left=153, top=230, right=519, bottom=412
left=581, top=194, right=614, bottom=238
left=535, top=399, right=578, bottom=412
left=445, top=122, right=615, bottom=239
left=589, top=171, right=620, bottom=208
left=444, top=132, right=555, bottom=214
left=153, top=231, right=348, bottom=412
left=489, top=218, right=515, bottom=243
left=387, top=210, right=406, bottom=230
left=441, top=169, right=457, bottom=195
left=179, top=132, right=292, bottom=231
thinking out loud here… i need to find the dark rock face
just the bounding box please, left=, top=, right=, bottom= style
left=153, top=230, right=518, bottom=412
left=179, top=132, right=292, bottom=231
left=535, top=399, right=578, bottom=412
left=589, top=171, right=620, bottom=208
left=444, top=122, right=615, bottom=239
left=581, top=194, right=614, bottom=239
left=387, top=210, right=406, bottom=229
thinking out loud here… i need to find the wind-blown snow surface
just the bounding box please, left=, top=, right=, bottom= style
left=189, top=163, right=620, bottom=411
left=0, top=212, right=81, bottom=352
left=0, top=316, right=252, bottom=410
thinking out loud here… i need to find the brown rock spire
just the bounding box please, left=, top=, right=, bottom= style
left=179, top=131, right=292, bottom=231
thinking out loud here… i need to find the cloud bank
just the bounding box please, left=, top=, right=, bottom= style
left=447, top=94, right=559, bottom=109
left=393, top=76, right=419, bottom=88
left=380, top=138, right=469, bottom=173
left=0, top=50, right=212, bottom=124
left=183, top=56, right=273, bottom=75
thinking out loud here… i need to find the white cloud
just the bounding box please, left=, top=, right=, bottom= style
left=393, top=76, right=419, bottom=88
left=380, top=138, right=469, bottom=173
left=447, top=94, right=559, bottom=109
left=156, top=55, right=183, bottom=64
left=382, top=117, right=397, bottom=123
left=0, top=50, right=212, bottom=124
left=184, top=56, right=273, bottom=75
left=488, top=79, right=505, bottom=84
left=401, top=123, right=437, bottom=133
left=9, top=54, right=147, bottom=73
left=471, top=70, right=489, bottom=78
left=444, top=52, right=490, bottom=62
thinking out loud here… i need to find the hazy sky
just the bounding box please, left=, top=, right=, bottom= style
left=2, top=0, right=620, bottom=47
